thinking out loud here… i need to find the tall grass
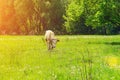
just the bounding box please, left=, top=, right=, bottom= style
left=0, top=35, right=119, bottom=80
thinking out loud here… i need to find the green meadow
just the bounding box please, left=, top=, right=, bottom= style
left=0, top=35, right=120, bottom=80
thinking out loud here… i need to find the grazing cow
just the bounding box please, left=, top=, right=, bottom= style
left=45, top=30, right=59, bottom=50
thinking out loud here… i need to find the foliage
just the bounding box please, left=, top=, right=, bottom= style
left=64, top=0, right=120, bottom=34
left=64, top=0, right=85, bottom=34
left=0, top=0, right=66, bottom=35
left=85, top=0, right=120, bottom=34
left=0, top=0, right=119, bottom=35
left=14, top=0, right=35, bottom=34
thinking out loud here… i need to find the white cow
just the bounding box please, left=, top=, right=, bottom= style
left=45, top=30, right=59, bottom=50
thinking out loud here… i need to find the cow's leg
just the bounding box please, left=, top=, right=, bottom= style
left=46, top=41, right=50, bottom=50
left=49, top=40, right=53, bottom=50
left=47, top=39, right=53, bottom=50
left=48, top=42, right=52, bottom=50
left=49, top=43, right=52, bottom=50
left=48, top=43, right=50, bottom=50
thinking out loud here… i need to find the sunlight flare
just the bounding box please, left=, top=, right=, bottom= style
left=105, top=56, right=118, bottom=68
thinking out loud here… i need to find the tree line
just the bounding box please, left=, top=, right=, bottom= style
left=0, top=0, right=119, bottom=35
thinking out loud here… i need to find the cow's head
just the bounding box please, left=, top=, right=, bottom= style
left=52, top=39, right=59, bottom=48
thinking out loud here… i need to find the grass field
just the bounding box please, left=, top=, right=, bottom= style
left=0, top=35, right=120, bottom=80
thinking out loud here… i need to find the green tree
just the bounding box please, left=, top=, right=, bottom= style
left=14, top=0, right=34, bottom=34
left=64, top=0, right=120, bottom=34
left=86, top=0, right=120, bottom=34
left=64, top=0, right=94, bottom=34
left=32, top=0, right=66, bottom=34
left=64, top=0, right=84, bottom=34
left=49, top=0, right=66, bottom=34
left=32, top=0, right=52, bottom=34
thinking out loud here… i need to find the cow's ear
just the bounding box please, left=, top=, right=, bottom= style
left=57, top=39, right=60, bottom=42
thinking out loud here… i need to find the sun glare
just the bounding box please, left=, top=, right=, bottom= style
left=105, top=56, right=118, bottom=68
left=0, top=0, right=15, bottom=34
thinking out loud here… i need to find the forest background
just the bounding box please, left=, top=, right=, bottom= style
left=0, top=0, right=120, bottom=35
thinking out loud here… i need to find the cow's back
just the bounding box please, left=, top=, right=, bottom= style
left=45, top=30, right=55, bottom=41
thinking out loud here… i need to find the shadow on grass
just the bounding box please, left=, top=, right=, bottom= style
left=88, top=42, right=120, bottom=45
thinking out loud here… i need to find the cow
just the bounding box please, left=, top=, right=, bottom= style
left=45, top=30, right=59, bottom=50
